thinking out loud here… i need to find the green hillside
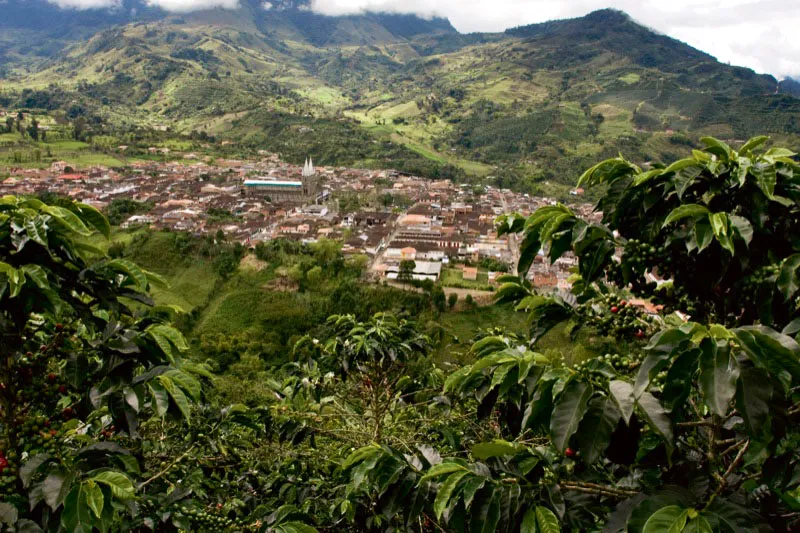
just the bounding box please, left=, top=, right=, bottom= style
left=1, top=7, right=799, bottom=194
left=111, top=229, right=527, bottom=368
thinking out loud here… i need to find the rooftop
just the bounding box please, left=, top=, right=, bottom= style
left=244, top=180, right=303, bottom=188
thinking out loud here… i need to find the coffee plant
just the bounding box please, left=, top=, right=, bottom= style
left=0, top=196, right=316, bottom=532
left=332, top=137, right=800, bottom=531
left=481, top=136, right=800, bottom=530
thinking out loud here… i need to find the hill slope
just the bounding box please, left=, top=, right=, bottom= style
left=1, top=7, right=799, bottom=195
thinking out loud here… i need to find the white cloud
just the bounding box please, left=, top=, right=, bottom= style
left=310, top=0, right=800, bottom=78
left=145, top=0, right=240, bottom=11
left=47, top=0, right=120, bottom=8
left=46, top=0, right=240, bottom=12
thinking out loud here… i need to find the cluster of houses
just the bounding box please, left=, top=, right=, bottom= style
left=0, top=153, right=599, bottom=290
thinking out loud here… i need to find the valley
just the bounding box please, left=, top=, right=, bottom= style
left=1, top=2, right=800, bottom=532
left=3, top=4, right=800, bottom=196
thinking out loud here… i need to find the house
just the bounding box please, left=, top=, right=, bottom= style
left=162, top=209, right=200, bottom=221
left=462, top=267, right=478, bottom=281
left=384, top=248, right=403, bottom=260
left=121, top=215, right=156, bottom=229
left=418, top=249, right=446, bottom=262
left=58, top=174, right=85, bottom=182
left=400, top=247, right=417, bottom=260
left=50, top=161, right=69, bottom=173
left=385, top=260, right=442, bottom=281
left=533, top=271, right=559, bottom=288
left=399, top=214, right=431, bottom=229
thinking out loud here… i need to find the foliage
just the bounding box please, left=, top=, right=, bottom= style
left=483, top=136, right=800, bottom=530
left=398, top=259, right=416, bottom=282
left=448, top=292, right=458, bottom=309
left=0, top=196, right=198, bottom=529
left=478, top=257, right=510, bottom=273
left=234, top=137, right=800, bottom=531
left=7, top=136, right=800, bottom=532
left=127, top=229, right=245, bottom=281
left=0, top=196, right=315, bottom=531
left=105, top=198, right=153, bottom=225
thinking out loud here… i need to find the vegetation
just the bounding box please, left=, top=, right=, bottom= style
left=5, top=136, right=799, bottom=531
left=441, top=268, right=494, bottom=291
left=486, top=135, right=800, bottom=530
left=3, top=7, right=800, bottom=199
left=106, top=198, right=153, bottom=225
left=0, top=196, right=224, bottom=530
left=4, top=0, right=800, bottom=527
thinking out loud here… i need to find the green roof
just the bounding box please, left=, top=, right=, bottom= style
left=244, top=180, right=302, bottom=188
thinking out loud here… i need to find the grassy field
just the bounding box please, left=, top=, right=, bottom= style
left=618, top=73, right=642, bottom=85
left=121, top=231, right=221, bottom=312
left=149, top=263, right=220, bottom=310
left=43, top=140, right=90, bottom=150
left=439, top=303, right=528, bottom=342
left=0, top=133, right=211, bottom=171
left=441, top=268, right=494, bottom=291
left=436, top=303, right=528, bottom=365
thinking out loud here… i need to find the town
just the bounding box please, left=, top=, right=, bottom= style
left=0, top=154, right=599, bottom=292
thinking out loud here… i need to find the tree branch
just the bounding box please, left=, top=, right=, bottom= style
left=561, top=481, right=638, bottom=498
left=676, top=420, right=716, bottom=428
left=139, top=444, right=197, bottom=489
left=706, top=439, right=749, bottom=508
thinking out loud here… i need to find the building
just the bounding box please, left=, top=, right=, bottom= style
left=51, top=161, right=69, bottom=173
left=244, top=157, right=320, bottom=203
left=121, top=215, right=155, bottom=229
left=462, top=266, right=478, bottom=281
left=58, top=174, right=86, bottom=182
left=384, top=260, right=442, bottom=281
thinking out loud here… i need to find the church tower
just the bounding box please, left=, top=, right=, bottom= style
left=302, top=157, right=318, bottom=198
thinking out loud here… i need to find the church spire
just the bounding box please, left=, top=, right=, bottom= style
left=302, top=156, right=315, bottom=178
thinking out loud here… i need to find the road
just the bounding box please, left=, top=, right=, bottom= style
left=369, top=220, right=403, bottom=272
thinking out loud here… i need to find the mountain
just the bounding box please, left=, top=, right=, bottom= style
left=1, top=6, right=798, bottom=195
left=0, top=0, right=455, bottom=50
left=780, top=77, right=800, bottom=98
left=0, top=0, right=160, bottom=32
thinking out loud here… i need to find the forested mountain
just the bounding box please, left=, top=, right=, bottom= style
left=780, top=77, right=800, bottom=97
left=1, top=4, right=799, bottom=193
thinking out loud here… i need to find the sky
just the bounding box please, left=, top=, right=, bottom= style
left=44, top=0, right=800, bottom=78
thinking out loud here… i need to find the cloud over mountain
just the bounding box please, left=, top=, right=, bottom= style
left=36, top=0, right=799, bottom=78
left=46, top=0, right=119, bottom=8
left=145, top=0, right=239, bottom=11
left=46, top=0, right=240, bottom=10
left=310, top=0, right=799, bottom=79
